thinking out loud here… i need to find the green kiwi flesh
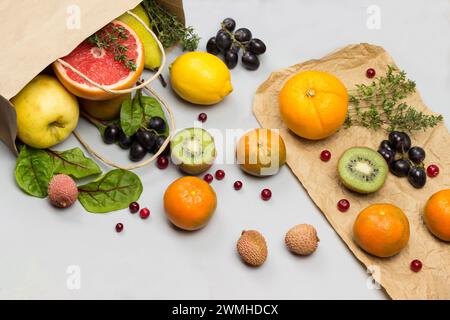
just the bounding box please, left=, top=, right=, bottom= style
left=338, top=147, right=388, bottom=194
left=170, top=128, right=216, bottom=175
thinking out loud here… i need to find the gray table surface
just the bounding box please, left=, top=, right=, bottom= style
left=0, top=0, right=448, bottom=299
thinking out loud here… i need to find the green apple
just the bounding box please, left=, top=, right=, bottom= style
left=11, top=75, right=79, bottom=149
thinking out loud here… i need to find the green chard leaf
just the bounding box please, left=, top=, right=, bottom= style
left=77, top=169, right=143, bottom=213
left=120, top=94, right=143, bottom=137
left=47, top=148, right=102, bottom=179
left=140, top=95, right=170, bottom=136
left=15, top=146, right=54, bottom=198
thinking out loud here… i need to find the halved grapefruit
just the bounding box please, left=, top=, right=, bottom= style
left=53, top=20, right=144, bottom=101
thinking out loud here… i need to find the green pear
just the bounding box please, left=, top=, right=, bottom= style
left=11, top=75, right=79, bottom=149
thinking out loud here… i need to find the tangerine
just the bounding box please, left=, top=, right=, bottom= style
left=164, top=176, right=217, bottom=231
left=424, top=189, right=450, bottom=241
left=353, top=203, right=410, bottom=258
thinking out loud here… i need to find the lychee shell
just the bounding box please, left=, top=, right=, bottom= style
left=48, top=174, right=78, bottom=208
left=285, top=224, right=319, bottom=256
left=237, top=230, right=268, bottom=267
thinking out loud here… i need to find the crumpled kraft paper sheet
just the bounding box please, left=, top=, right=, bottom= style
left=253, top=43, right=450, bottom=300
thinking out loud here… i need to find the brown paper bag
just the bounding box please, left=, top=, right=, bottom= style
left=0, top=0, right=184, bottom=155
left=253, top=43, right=450, bottom=300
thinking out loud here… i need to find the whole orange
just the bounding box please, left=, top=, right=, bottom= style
left=353, top=204, right=410, bottom=258
left=278, top=70, right=348, bottom=140
left=236, top=128, right=286, bottom=177
left=424, top=189, right=450, bottom=241
left=163, top=176, right=217, bottom=231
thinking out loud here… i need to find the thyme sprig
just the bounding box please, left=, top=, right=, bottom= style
left=345, top=65, right=443, bottom=132
left=142, top=0, right=200, bottom=51
left=88, top=25, right=137, bottom=71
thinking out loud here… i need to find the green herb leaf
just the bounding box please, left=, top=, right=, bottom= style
left=120, top=95, right=143, bottom=137
left=140, top=95, right=170, bottom=136
left=88, top=23, right=136, bottom=71
left=47, top=148, right=102, bottom=180
left=14, top=146, right=54, bottom=198
left=347, top=65, right=443, bottom=133
left=77, top=169, right=143, bottom=213
left=142, top=0, right=200, bottom=51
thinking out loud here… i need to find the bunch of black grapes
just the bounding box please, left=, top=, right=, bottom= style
left=378, top=131, right=427, bottom=188
left=206, top=18, right=266, bottom=70
left=103, top=116, right=170, bottom=162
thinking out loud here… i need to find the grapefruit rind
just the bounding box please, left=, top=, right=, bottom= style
left=53, top=20, right=144, bottom=101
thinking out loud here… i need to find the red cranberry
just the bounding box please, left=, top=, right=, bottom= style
left=129, top=202, right=139, bottom=214
left=157, top=156, right=169, bottom=169
left=198, top=113, right=208, bottom=123
left=366, top=68, right=376, bottom=78
left=261, top=188, right=272, bottom=201
left=215, top=169, right=225, bottom=180
left=410, top=259, right=422, bottom=272
left=139, top=208, right=150, bottom=219
left=204, top=174, right=214, bottom=184
left=427, top=164, right=439, bottom=178
left=320, top=150, right=331, bottom=162
left=115, top=223, right=124, bottom=233
left=337, top=199, right=350, bottom=212
left=234, top=180, right=243, bottom=190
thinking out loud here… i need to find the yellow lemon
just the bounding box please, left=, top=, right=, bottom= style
left=170, top=52, right=233, bottom=105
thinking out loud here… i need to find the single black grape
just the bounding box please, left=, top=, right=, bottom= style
left=388, top=131, right=411, bottom=153
left=408, top=167, right=426, bottom=188
left=118, top=130, right=133, bottom=150
left=206, top=37, right=220, bottom=55
left=129, top=142, right=147, bottom=162
left=379, top=140, right=394, bottom=153
left=216, top=29, right=227, bottom=37
left=215, top=32, right=232, bottom=52
left=408, top=146, right=426, bottom=164
left=234, top=28, right=252, bottom=42
left=229, top=43, right=241, bottom=54
left=153, top=135, right=170, bottom=156
left=148, top=116, right=166, bottom=133
left=378, top=148, right=395, bottom=165
left=103, top=124, right=119, bottom=144
left=222, top=18, right=236, bottom=32
left=248, top=38, right=266, bottom=55
left=224, top=51, right=238, bottom=69
left=136, top=130, right=157, bottom=151
left=390, top=159, right=411, bottom=177
left=241, top=51, right=260, bottom=70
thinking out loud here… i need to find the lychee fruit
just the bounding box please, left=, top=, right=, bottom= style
left=285, top=224, right=319, bottom=256
left=236, top=230, right=268, bottom=267
left=48, top=174, right=78, bottom=208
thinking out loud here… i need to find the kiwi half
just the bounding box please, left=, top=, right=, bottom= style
left=338, top=147, right=388, bottom=194
left=171, top=128, right=216, bottom=175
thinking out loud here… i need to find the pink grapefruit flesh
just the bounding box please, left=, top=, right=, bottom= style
left=53, top=20, right=144, bottom=101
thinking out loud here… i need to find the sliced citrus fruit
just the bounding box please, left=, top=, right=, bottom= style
left=53, top=20, right=144, bottom=101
